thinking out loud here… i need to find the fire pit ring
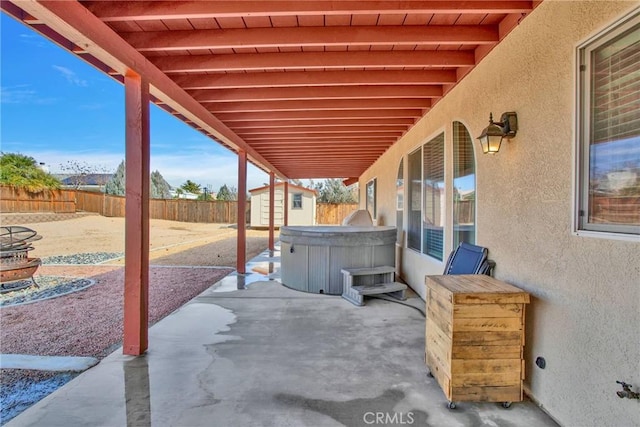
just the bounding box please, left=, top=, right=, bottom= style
left=0, top=226, right=42, bottom=293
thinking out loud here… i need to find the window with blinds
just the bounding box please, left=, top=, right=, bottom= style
left=578, top=11, right=640, bottom=235
left=396, top=159, right=404, bottom=243
left=423, top=133, right=445, bottom=260
left=453, top=122, right=476, bottom=247
left=407, top=148, right=422, bottom=252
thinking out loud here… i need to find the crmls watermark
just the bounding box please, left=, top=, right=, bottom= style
left=363, top=411, right=415, bottom=425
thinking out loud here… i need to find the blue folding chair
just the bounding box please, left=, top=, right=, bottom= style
left=443, top=242, right=495, bottom=276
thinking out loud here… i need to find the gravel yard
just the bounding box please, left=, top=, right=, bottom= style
left=0, top=214, right=275, bottom=424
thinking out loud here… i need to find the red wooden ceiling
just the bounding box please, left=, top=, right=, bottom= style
left=3, top=1, right=538, bottom=180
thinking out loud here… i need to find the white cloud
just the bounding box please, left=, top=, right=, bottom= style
left=21, top=150, right=124, bottom=174
left=13, top=148, right=268, bottom=191
left=0, top=85, right=55, bottom=105
left=52, top=65, right=88, bottom=87
left=150, top=152, right=268, bottom=190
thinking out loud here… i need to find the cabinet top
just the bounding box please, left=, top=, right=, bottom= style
left=426, top=275, right=530, bottom=304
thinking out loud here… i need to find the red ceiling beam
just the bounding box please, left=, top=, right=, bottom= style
left=152, top=50, right=476, bottom=73
left=248, top=140, right=396, bottom=146
left=250, top=139, right=392, bottom=145
left=264, top=153, right=384, bottom=158
left=244, top=132, right=401, bottom=140
left=189, top=86, right=443, bottom=102
left=235, top=126, right=408, bottom=135
left=273, top=164, right=379, bottom=168
left=275, top=162, right=375, bottom=166
left=268, top=160, right=382, bottom=165
left=206, top=99, right=430, bottom=113
left=228, top=118, right=416, bottom=129
left=174, top=70, right=457, bottom=89
left=84, top=1, right=534, bottom=21
left=272, top=167, right=376, bottom=173
left=250, top=142, right=393, bottom=148
left=215, top=109, right=424, bottom=122
left=258, top=148, right=387, bottom=154
left=258, top=149, right=385, bottom=156
left=122, top=26, right=499, bottom=52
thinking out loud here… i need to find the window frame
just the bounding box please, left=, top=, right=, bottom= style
left=292, top=192, right=303, bottom=210
left=452, top=121, right=477, bottom=248
left=422, top=133, right=445, bottom=261
left=366, top=178, right=377, bottom=220
left=406, top=132, right=446, bottom=261
left=407, top=147, right=423, bottom=252
left=396, top=158, right=405, bottom=245
left=575, top=9, right=640, bottom=238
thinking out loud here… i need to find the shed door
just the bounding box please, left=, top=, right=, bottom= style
left=260, top=191, right=284, bottom=226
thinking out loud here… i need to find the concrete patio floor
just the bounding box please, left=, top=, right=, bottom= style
left=7, top=246, right=558, bottom=427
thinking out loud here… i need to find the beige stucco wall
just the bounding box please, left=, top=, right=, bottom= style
left=359, top=1, right=640, bottom=425
left=288, top=190, right=316, bottom=226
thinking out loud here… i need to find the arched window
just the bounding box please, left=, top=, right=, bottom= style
left=452, top=122, right=476, bottom=247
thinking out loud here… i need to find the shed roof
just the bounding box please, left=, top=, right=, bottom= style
left=249, top=182, right=317, bottom=195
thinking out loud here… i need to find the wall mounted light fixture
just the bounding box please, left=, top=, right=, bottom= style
left=477, top=112, right=518, bottom=154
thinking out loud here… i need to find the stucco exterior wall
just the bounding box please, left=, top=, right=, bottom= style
left=359, top=1, right=640, bottom=425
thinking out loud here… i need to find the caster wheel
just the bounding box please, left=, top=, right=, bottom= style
left=502, top=402, right=512, bottom=409
left=447, top=402, right=457, bottom=410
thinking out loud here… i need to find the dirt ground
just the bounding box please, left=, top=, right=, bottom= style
left=27, top=214, right=277, bottom=267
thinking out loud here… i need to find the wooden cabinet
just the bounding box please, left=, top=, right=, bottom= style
left=425, top=275, right=530, bottom=408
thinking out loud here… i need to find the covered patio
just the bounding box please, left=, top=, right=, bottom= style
left=1, top=0, right=538, bottom=359
left=5, top=248, right=558, bottom=426
left=2, top=1, right=639, bottom=426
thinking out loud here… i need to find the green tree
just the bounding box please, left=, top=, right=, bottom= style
left=180, top=180, right=201, bottom=195
left=104, top=161, right=126, bottom=196
left=104, top=161, right=172, bottom=199
left=315, top=178, right=357, bottom=203
left=216, top=184, right=237, bottom=201
left=197, top=186, right=214, bottom=200
left=0, top=152, right=60, bottom=193
left=151, top=170, right=172, bottom=199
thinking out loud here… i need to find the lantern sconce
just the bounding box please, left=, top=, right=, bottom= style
left=477, top=112, right=518, bottom=154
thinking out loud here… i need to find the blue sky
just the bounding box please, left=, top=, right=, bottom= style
left=0, top=13, right=269, bottom=191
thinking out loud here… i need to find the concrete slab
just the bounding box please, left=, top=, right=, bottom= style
left=0, top=355, right=99, bottom=372
left=7, top=278, right=558, bottom=427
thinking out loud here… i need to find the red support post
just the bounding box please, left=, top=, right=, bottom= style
left=123, top=72, right=150, bottom=356
left=237, top=150, right=247, bottom=274
left=283, top=181, right=289, bottom=226
left=268, top=172, right=275, bottom=251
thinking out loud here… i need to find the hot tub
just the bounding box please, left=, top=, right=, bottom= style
left=279, top=226, right=396, bottom=295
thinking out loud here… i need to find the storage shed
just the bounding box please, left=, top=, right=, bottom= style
left=249, top=183, right=317, bottom=228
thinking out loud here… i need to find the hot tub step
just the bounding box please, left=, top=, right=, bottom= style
left=342, top=282, right=407, bottom=306
left=341, top=266, right=395, bottom=277
left=354, top=282, right=407, bottom=296
left=341, top=265, right=405, bottom=306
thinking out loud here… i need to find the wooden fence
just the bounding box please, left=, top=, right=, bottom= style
left=0, top=186, right=76, bottom=213
left=74, top=190, right=243, bottom=223
left=1, top=187, right=355, bottom=225
left=316, top=203, right=358, bottom=224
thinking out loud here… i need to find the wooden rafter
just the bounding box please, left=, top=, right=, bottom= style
left=83, top=1, right=534, bottom=21
left=151, top=50, right=476, bottom=73
left=122, top=26, right=499, bottom=51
